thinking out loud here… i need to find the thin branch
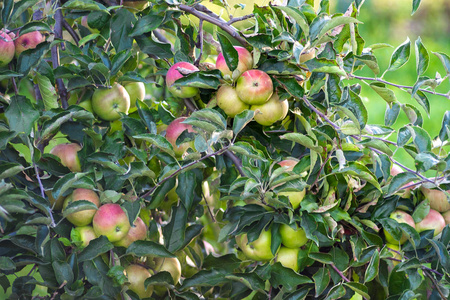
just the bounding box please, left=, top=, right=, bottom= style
left=423, top=270, right=447, bottom=299
left=62, top=19, right=80, bottom=46
left=194, top=19, right=204, bottom=66
left=224, top=151, right=245, bottom=177
left=10, top=68, right=18, bottom=95
left=330, top=264, right=349, bottom=282
left=183, top=98, right=197, bottom=112
left=227, top=14, right=254, bottom=25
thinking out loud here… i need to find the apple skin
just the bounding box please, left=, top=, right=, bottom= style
left=216, top=46, right=253, bottom=79
left=236, top=70, right=273, bottom=105
left=386, top=243, right=401, bottom=267
left=72, top=226, right=97, bottom=248
left=63, top=188, right=100, bottom=227
left=279, top=223, right=308, bottom=249
left=251, top=93, right=288, bottom=126
left=442, top=210, right=450, bottom=225
left=415, top=209, right=446, bottom=237
left=91, top=84, right=131, bottom=121
left=93, top=203, right=131, bottom=243
left=383, top=210, right=415, bottom=245
left=125, top=264, right=153, bottom=298
left=166, top=117, right=196, bottom=157
left=124, top=82, right=145, bottom=109
left=14, top=31, right=44, bottom=57
left=216, top=85, right=249, bottom=118
left=150, top=257, right=182, bottom=284
left=278, top=159, right=298, bottom=172
left=276, top=247, right=300, bottom=272
left=46, top=190, right=66, bottom=211
left=0, top=31, right=15, bottom=67
left=114, top=217, right=147, bottom=248
left=235, top=229, right=275, bottom=261
left=421, top=187, right=450, bottom=213
left=166, top=62, right=199, bottom=98
left=78, top=100, right=93, bottom=113
left=49, top=143, right=82, bottom=172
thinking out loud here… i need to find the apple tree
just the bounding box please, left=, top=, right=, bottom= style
left=0, top=0, right=450, bottom=299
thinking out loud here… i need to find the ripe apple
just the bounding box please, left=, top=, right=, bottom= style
left=14, top=31, right=44, bottom=57
left=215, top=46, right=253, bottom=79
left=251, top=93, right=288, bottom=126
left=92, top=203, right=131, bottom=242
left=49, top=143, right=82, bottom=172
left=165, top=117, right=196, bottom=157
left=71, top=225, right=97, bottom=248
left=0, top=31, right=15, bottom=67
left=421, top=187, right=450, bottom=213
left=63, top=188, right=100, bottom=226
left=415, top=209, right=446, bottom=237
left=235, top=70, right=273, bottom=105
left=124, top=82, right=145, bottom=109
left=383, top=210, right=415, bottom=245
left=91, top=84, right=130, bottom=121
left=279, top=223, right=308, bottom=249
left=235, top=229, right=275, bottom=261
left=114, top=217, right=147, bottom=248
left=442, top=210, right=450, bottom=225
left=216, top=85, right=249, bottom=118
left=276, top=246, right=299, bottom=272
left=166, top=62, right=199, bottom=98
left=125, top=264, right=153, bottom=298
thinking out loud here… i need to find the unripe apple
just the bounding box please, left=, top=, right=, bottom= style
left=386, top=243, right=401, bottom=267
left=166, top=62, right=199, bottom=98
left=216, top=46, right=253, bottom=79
left=72, top=225, right=97, bottom=248
left=63, top=188, right=100, bottom=227
left=383, top=210, right=415, bottom=244
left=415, top=209, right=446, bottom=237
left=277, top=159, right=306, bottom=209
left=279, top=223, right=308, bottom=249
left=235, top=70, right=273, bottom=105
left=0, top=31, right=15, bottom=67
left=276, top=246, right=300, bottom=272
left=442, top=210, right=450, bottom=225
left=151, top=257, right=182, bottom=284
left=78, top=99, right=93, bottom=113
left=92, top=84, right=130, bottom=121
left=114, top=217, right=147, bottom=248
left=125, top=264, right=153, bottom=298
left=166, top=117, right=196, bottom=157
left=251, top=93, right=288, bottom=126
left=216, top=85, right=249, bottom=117
left=236, top=229, right=275, bottom=261
left=421, top=187, right=450, bottom=213
left=124, top=82, right=145, bottom=109
left=46, top=190, right=66, bottom=211
left=14, top=31, right=44, bottom=57
left=93, top=203, right=131, bottom=242
left=49, top=143, right=82, bottom=172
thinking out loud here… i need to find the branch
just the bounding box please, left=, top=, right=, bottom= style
left=194, top=19, right=204, bottom=66
left=227, top=14, right=254, bottom=25
left=423, top=270, right=446, bottom=299
left=224, top=151, right=245, bottom=177
left=183, top=98, right=197, bottom=112
left=62, top=19, right=80, bottom=46
left=330, top=264, right=349, bottom=282
left=9, top=66, right=18, bottom=95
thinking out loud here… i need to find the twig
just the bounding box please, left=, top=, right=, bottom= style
left=330, top=264, right=349, bottom=282
left=224, top=151, right=245, bottom=177
left=227, top=14, right=254, bottom=25
left=183, top=98, right=197, bottom=112
left=423, top=270, right=446, bottom=299
left=50, top=282, right=66, bottom=300
left=10, top=68, right=18, bottom=95
left=194, top=19, right=204, bottom=66
left=62, top=19, right=80, bottom=46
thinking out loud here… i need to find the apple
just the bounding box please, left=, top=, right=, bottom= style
left=235, top=70, right=273, bottom=105
left=216, top=46, right=253, bottom=79
left=63, top=188, right=100, bottom=227
left=91, top=84, right=130, bottom=121
left=78, top=99, right=93, bottom=112
left=165, top=117, right=196, bottom=157
left=277, top=160, right=306, bottom=209
left=442, top=210, right=450, bottom=225
left=150, top=257, right=182, bottom=284
left=124, top=82, right=145, bottom=109
left=114, top=217, right=147, bottom=248
left=235, top=229, right=275, bottom=261
left=415, top=209, right=446, bottom=237
left=0, top=31, right=15, bottom=67
left=123, top=0, right=149, bottom=11
left=166, top=62, right=199, bottom=98
left=279, top=223, right=308, bottom=249
left=299, top=48, right=316, bottom=63
left=49, top=143, right=82, bottom=172
left=276, top=246, right=299, bottom=272
left=386, top=244, right=402, bottom=267
left=421, top=187, right=450, bottom=213
left=251, top=93, right=288, bottom=126
left=125, top=264, right=153, bottom=298
left=45, top=190, right=65, bottom=210
left=383, top=210, right=415, bottom=244
left=216, top=85, right=249, bottom=118
left=93, top=203, right=131, bottom=242
left=14, top=31, right=44, bottom=57
left=71, top=226, right=97, bottom=248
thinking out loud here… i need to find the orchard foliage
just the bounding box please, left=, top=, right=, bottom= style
left=0, top=0, right=450, bottom=299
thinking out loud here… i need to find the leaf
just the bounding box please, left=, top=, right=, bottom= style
left=133, top=133, right=175, bottom=157
left=217, top=33, right=239, bottom=75
left=0, top=257, right=15, bottom=271
left=17, top=21, right=53, bottom=36
left=110, top=50, right=131, bottom=76
left=305, top=58, right=346, bottom=76
left=62, top=0, right=106, bottom=10
left=126, top=241, right=175, bottom=258
left=337, top=87, right=368, bottom=130
left=0, top=70, right=21, bottom=81
left=78, top=236, right=114, bottom=262
left=0, top=162, right=24, bottom=180
left=52, top=260, right=74, bottom=286
left=232, top=110, right=255, bottom=136
left=144, top=271, right=174, bottom=288
left=313, top=267, right=330, bottom=297
left=408, top=125, right=432, bottom=153
left=402, top=104, right=423, bottom=126
left=35, top=73, right=58, bottom=110
left=52, top=172, right=95, bottom=200
left=385, top=102, right=400, bottom=127
left=370, top=82, right=397, bottom=104
left=162, top=205, right=188, bottom=253
left=433, top=52, right=450, bottom=79
left=225, top=273, right=265, bottom=292
left=315, top=16, right=362, bottom=44
left=356, top=54, right=380, bottom=75
left=411, top=90, right=430, bottom=116
left=427, top=239, right=450, bottom=273
left=190, top=109, right=227, bottom=130
left=270, top=263, right=313, bottom=292
left=414, top=152, right=446, bottom=172
left=274, top=6, right=309, bottom=37
left=343, top=282, right=370, bottom=299
left=415, top=37, right=429, bottom=76
left=2, top=0, right=14, bottom=25
left=17, top=42, right=51, bottom=75
left=181, top=269, right=229, bottom=289
left=173, top=71, right=221, bottom=90
left=364, top=249, right=379, bottom=282
left=110, top=8, right=135, bottom=53
left=388, top=37, right=411, bottom=72
left=129, top=14, right=164, bottom=37
left=388, top=172, right=417, bottom=195
left=325, top=284, right=346, bottom=300
left=411, top=0, right=422, bottom=15
left=280, top=133, right=323, bottom=153
left=10, top=0, right=39, bottom=22
left=62, top=200, right=98, bottom=218
left=4, top=96, right=39, bottom=135
left=440, top=111, right=450, bottom=142
left=412, top=200, right=430, bottom=223
left=411, top=76, right=436, bottom=97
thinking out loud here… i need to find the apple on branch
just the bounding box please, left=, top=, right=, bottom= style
left=0, top=30, right=15, bottom=67
left=415, top=209, right=446, bottom=237
left=114, top=217, right=147, bottom=248
left=71, top=225, right=97, bottom=248
left=91, top=83, right=130, bottom=121
left=216, top=46, right=253, bottom=80
left=235, top=70, right=273, bottom=105
left=235, top=229, right=276, bottom=261
left=49, top=143, right=82, bottom=172
left=14, top=31, right=44, bottom=57
left=92, top=203, right=131, bottom=243
left=125, top=264, right=153, bottom=298
left=63, top=188, right=100, bottom=227
left=275, top=246, right=300, bottom=272
left=251, top=92, right=288, bottom=126
left=216, top=85, right=249, bottom=118
left=279, top=223, right=308, bottom=248
left=420, top=186, right=450, bottom=213
left=165, top=117, right=196, bottom=157
left=166, top=62, right=199, bottom=98
left=383, top=210, right=415, bottom=244
left=124, top=81, right=146, bottom=110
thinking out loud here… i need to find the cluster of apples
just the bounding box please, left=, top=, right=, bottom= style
left=0, top=30, right=44, bottom=67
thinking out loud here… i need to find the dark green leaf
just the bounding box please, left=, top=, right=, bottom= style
left=343, top=282, right=370, bottom=299
left=129, top=14, right=164, bottom=37
left=110, top=9, right=135, bottom=53
left=78, top=236, right=114, bottom=262
left=0, top=257, right=15, bottom=271
left=388, top=172, right=417, bottom=195
left=111, top=50, right=131, bottom=76
left=356, top=54, right=380, bottom=75
left=385, top=102, right=400, bottom=127
left=162, top=205, right=188, bottom=253
left=280, top=133, right=323, bottom=153
left=35, top=73, right=58, bottom=110
left=408, top=125, right=431, bottom=153
left=52, top=260, right=74, bottom=286
left=325, top=284, right=346, bottom=300
left=126, top=240, right=175, bottom=257
left=427, top=239, right=450, bottom=272
left=0, top=162, right=24, bottom=180
left=181, top=269, right=229, bottom=290
left=232, top=110, right=255, bottom=136
left=364, top=249, right=379, bottom=283
left=415, top=152, right=446, bottom=172
left=2, top=0, right=14, bottom=25
left=388, top=37, right=411, bottom=72
left=5, top=96, right=39, bottom=135
left=270, top=262, right=312, bottom=292
left=412, top=0, right=422, bottom=15
left=133, top=133, right=175, bottom=157
left=18, top=21, right=53, bottom=36
left=217, top=33, right=239, bottom=75
left=313, top=267, right=330, bottom=297
left=412, top=200, right=430, bottom=223
left=144, top=271, right=174, bottom=288
left=225, top=273, right=265, bottom=292
left=415, top=37, right=429, bottom=76
left=17, top=42, right=51, bottom=75
left=173, top=71, right=221, bottom=89
left=439, top=111, right=450, bottom=142
left=433, top=52, right=450, bottom=79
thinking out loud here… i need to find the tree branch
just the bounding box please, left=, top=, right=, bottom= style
left=227, top=14, right=254, bottom=25
left=62, top=19, right=80, bottom=46
left=194, top=19, right=204, bottom=66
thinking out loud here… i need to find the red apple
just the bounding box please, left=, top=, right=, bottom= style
left=216, top=85, right=249, bottom=118
left=71, top=225, right=97, bottom=248
left=383, top=210, right=415, bottom=244
left=166, top=62, right=199, bottom=98
left=251, top=93, right=288, bottom=126
left=93, top=203, right=131, bottom=242
left=63, top=188, right=100, bottom=226
left=114, top=217, right=147, bottom=248
left=165, top=117, right=196, bottom=157
left=125, top=264, right=153, bottom=298
left=235, top=70, right=273, bottom=105
left=49, top=143, right=82, bottom=172
left=415, top=209, right=446, bottom=237
left=278, top=159, right=298, bottom=172
left=215, top=46, right=253, bottom=79
left=14, top=31, right=44, bottom=57
left=421, top=187, right=450, bottom=213
left=91, top=84, right=130, bottom=121
left=0, top=31, right=15, bottom=67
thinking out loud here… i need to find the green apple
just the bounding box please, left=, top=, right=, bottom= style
left=236, top=70, right=273, bottom=105
left=415, top=209, right=446, bottom=237
left=123, top=0, right=149, bottom=11
left=71, top=226, right=97, bottom=248
left=235, top=229, right=275, bottom=261
left=63, top=188, right=100, bottom=227
left=114, top=217, right=147, bottom=248
left=91, top=84, right=130, bottom=121
left=443, top=210, right=450, bottom=225
left=14, top=31, right=44, bottom=57
left=216, top=85, right=249, bottom=118
left=152, top=257, right=182, bottom=284
left=383, top=210, right=415, bottom=244
left=124, top=82, right=145, bottom=109
left=49, top=143, right=82, bottom=172
left=78, top=99, right=93, bottom=113
left=421, top=186, right=450, bottom=213
left=276, top=246, right=299, bottom=272
left=251, top=93, right=289, bottom=126
left=125, top=264, right=153, bottom=298
left=279, top=223, right=308, bottom=249
left=92, top=203, right=131, bottom=242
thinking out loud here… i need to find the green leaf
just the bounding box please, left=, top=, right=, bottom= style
left=17, top=42, right=51, bottom=75
left=313, top=267, right=330, bottom=297
left=5, top=96, right=39, bottom=135
left=173, top=71, right=221, bottom=89
left=402, top=104, right=423, bottom=126
left=232, top=110, right=255, bottom=136
left=144, top=271, right=174, bottom=288
left=337, top=87, right=368, bottom=130
left=217, top=33, right=239, bottom=75
left=358, top=139, right=393, bottom=156
left=270, top=263, right=313, bottom=292
left=129, top=14, right=164, bottom=37
left=0, top=70, right=22, bottom=81
left=309, top=252, right=333, bottom=264
left=385, top=102, right=400, bottom=127
left=10, top=0, right=39, bottom=22
left=2, top=0, right=14, bottom=25
left=411, top=90, right=430, bottom=117
left=280, top=133, right=323, bottom=153
left=412, top=200, right=430, bottom=223
left=427, top=239, right=450, bottom=272
left=110, top=9, right=135, bottom=53
left=388, top=37, right=411, bottom=72
left=315, top=16, right=362, bottom=44
left=440, top=111, right=450, bottom=142
left=415, top=37, right=429, bottom=76
left=408, top=125, right=432, bottom=153
left=135, top=35, right=172, bottom=59
left=181, top=269, right=229, bottom=290
left=433, top=52, right=450, bottom=79
left=111, top=50, right=131, bottom=76
left=305, top=58, right=346, bottom=76
left=52, top=260, right=74, bottom=286
left=370, top=82, right=397, bottom=104
left=133, top=133, right=175, bottom=157
left=78, top=236, right=114, bottom=262
left=190, top=109, right=227, bottom=130
left=18, top=21, right=53, bottom=36
left=414, top=152, right=446, bottom=172
left=274, top=6, right=309, bottom=37
left=52, top=173, right=95, bottom=200
left=356, top=54, right=380, bottom=75
left=388, top=172, right=417, bottom=195
left=0, top=257, right=15, bottom=271
left=343, top=282, right=370, bottom=299
left=364, top=249, right=379, bottom=282
left=62, top=0, right=106, bottom=10
left=225, top=273, right=265, bottom=292
left=411, top=0, right=422, bottom=15
left=62, top=200, right=98, bottom=218
left=162, top=205, right=188, bottom=253
left=126, top=240, right=175, bottom=258
left=411, top=76, right=436, bottom=97
left=325, top=284, right=346, bottom=300
left=35, top=73, right=58, bottom=110
left=0, top=162, right=24, bottom=180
